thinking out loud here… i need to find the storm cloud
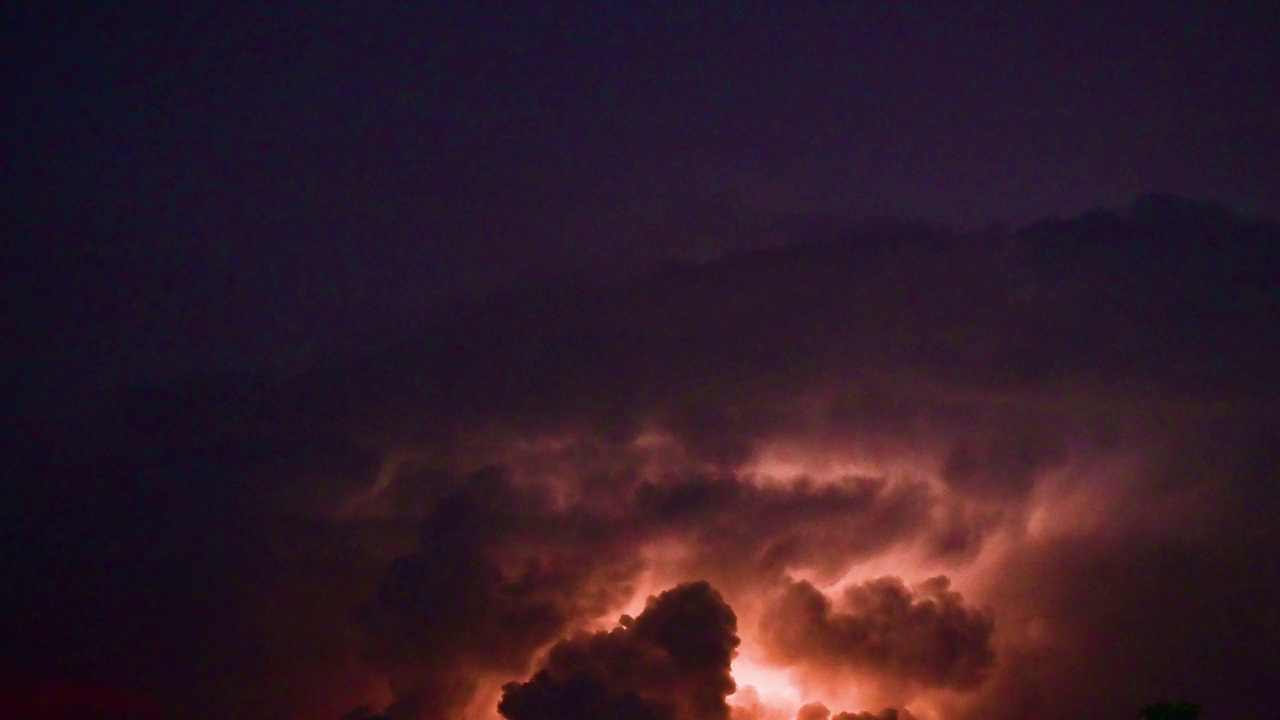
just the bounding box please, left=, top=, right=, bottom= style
left=499, top=582, right=739, bottom=720
left=759, top=577, right=995, bottom=690
left=797, top=704, right=918, bottom=720
left=8, top=196, right=1280, bottom=720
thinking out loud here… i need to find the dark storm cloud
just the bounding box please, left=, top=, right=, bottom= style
left=326, top=196, right=1279, bottom=470
left=355, top=468, right=643, bottom=717
left=833, top=710, right=917, bottom=720
left=955, top=410, right=1280, bottom=720
left=9, top=196, right=1280, bottom=720
left=798, top=704, right=831, bottom=720
left=759, top=577, right=995, bottom=690
left=498, top=582, right=739, bottom=720
left=348, top=465, right=958, bottom=716
left=938, top=410, right=1069, bottom=498
left=629, top=474, right=957, bottom=587
left=1003, top=196, right=1280, bottom=398
left=958, top=530, right=1280, bottom=720
left=337, top=708, right=395, bottom=720
left=797, top=703, right=918, bottom=720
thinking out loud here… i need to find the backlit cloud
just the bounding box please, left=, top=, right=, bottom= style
left=9, top=197, right=1279, bottom=720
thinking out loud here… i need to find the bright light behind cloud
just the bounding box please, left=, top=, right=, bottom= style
left=730, top=652, right=805, bottom=710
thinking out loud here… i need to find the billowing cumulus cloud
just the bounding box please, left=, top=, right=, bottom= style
left=349, top=465, right=961, bottom=716
left=499, top=582, right=739, bottom=720
left=354, top=469, right=645, bottom=717
left=833, top=710, right=917, bottom=720
left=628, top=474, right=951, bottom=588
left=8, top=196, right=1280, bottom=720
left=796, top=703, right=918, bottom=720
left=759, top=577, right=994, bottom=690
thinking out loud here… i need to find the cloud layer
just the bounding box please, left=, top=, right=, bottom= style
left=499, top=582, right=739, bottom=720
left=759, top=577, right=995, bottom=691
left=7, top=196, right=1279, bottom=720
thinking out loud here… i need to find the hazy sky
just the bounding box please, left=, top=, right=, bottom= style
left=5, top=4, right=1280, bottom=720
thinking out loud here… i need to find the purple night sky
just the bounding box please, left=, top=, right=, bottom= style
left=9, top=2, right=1278, bottom=381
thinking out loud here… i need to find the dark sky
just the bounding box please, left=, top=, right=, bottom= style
left=7, top=1, right=1279, bottom=386
left=5, top=4, right=1280, bottom=720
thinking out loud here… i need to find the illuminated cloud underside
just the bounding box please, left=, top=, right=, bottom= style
left=11, top=200, right=1279, bottom=720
